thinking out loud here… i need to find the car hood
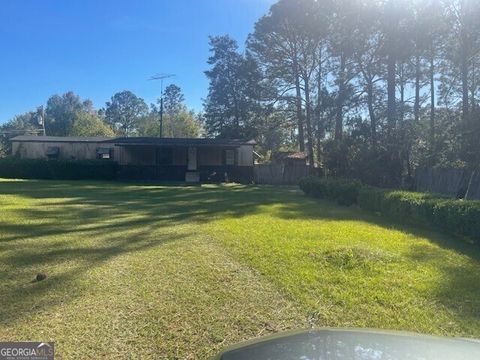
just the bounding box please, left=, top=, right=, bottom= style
left=212, top=328, right=480, bottom=360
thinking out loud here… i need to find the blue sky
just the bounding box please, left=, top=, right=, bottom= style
left=0, top=0, right=274, bottom=123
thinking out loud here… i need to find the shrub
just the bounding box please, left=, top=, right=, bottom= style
left=0, top=157, right=118, bottom=180
left=358, top=186, right=480, bottom=243
left=298, top=176, right=325, bottom=197
left=299, top=176, right=361, bottom=206
left=301, top=178, right=480, bottom=243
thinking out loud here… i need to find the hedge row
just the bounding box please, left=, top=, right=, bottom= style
left=0, top=157, right=118, bottom=180
left=358, top=186, right=480, bottom=243
left=299, top=176, right=361, bottom=206
left=299, top=176, right=480, bottom=243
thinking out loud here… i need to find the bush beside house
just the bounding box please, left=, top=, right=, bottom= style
left=0, top=157, right=118, bottom=180
left=300, top=176, right=480, bottom=243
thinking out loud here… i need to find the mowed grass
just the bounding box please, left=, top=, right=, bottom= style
left=1, top=180, right=480, bottom=358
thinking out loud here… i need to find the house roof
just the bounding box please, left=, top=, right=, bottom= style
left=10, top=135, right=113, bottom=143
left=271, top=151, right=308, bottom=161
left=10, top=135, right=256, bottom=147
left=107, top=137, right=256, bottom=147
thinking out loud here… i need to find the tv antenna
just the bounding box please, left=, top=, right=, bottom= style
left=149, top=73, right=176, bottom=137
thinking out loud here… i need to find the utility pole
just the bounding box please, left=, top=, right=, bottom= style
left=37, top=106, right=46, bottom=136
left=149, top=73, right=175, bottom=137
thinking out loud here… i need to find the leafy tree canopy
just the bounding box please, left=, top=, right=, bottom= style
left=45, top=91, right=93, bottom=136
left=70, top=112, right=115, bottom=137
left=104, top=91, right=149, bottom=136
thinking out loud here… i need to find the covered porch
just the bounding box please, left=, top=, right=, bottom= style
left=111, top=138, right=254, bottom=183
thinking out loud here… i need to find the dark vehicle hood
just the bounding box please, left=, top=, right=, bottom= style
left=213, top=328, right=480, bottom=360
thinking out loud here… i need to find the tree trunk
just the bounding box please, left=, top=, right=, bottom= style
left=399, top=66, right=405, bottom=122
left=471, top=60, right=476, bottom=114
left=366, top=81, right=377, bottom=151
left=335, top=53, right=346, bottom=141
left=386, top=52, right=398, bottom=186
left=316, top=47, right=323, bottom=121
left=461, top=44, right=470, bottom=125
left=414, top=54, right=421, bottom=122
left=316, top=135, right=322, bottom=170
left=430, top=52, right=435, bottom=149
left=293, top=59, right=305, bottom=152
left=232, top=92, right=240, bottom=134
left=315, top=46, right=324, bottom=164
left=387, top=54, right=397, bottom=133
left=304, top=76, right=314, bottom=167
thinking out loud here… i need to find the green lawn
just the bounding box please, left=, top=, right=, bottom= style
left=1, top=180, right=480, bottom=358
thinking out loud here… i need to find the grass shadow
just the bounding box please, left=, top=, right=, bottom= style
left=1, top=179, right=480, bottom=334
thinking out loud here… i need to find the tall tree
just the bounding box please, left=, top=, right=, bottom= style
left=45, top=91, right=91, bottom=136
left=162, top=84, right=186, bottom=116
left=328, top=0, right=361, bottom=141
left=409, top=0, right=432, bottom=124
left=147, top=84, right=202, bottom=138
left=442, top=0, right=480, bottom=162
left=423, top=1, right=444, bottom=160
left=296, top=0, right=329, bottom=165
left=381, top=0, right=410, bottom=134
left=354, top=1, right=384, bottom=150
left=204, top=35, right=260, bottom=139
left=248, top=0, right=309, bottom=151
left=104, top=91, right=148, bottom=136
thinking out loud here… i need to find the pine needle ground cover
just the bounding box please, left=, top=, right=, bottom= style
left=1, top=179, right=480, bottom=358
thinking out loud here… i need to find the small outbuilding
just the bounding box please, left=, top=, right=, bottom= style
left=10, top=136, right=256, bottom=183
left=271, top=151, right=308, bottom=166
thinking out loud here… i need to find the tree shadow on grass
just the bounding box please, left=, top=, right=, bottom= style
left=403, top=243, right=480, bottom=334
left=0, top=180, right=296, bottom=326
left=2, top=180, right=480, bottom=333
left=0, top=223, right=190, bottom=326
left=273, top=197, right=480, bottom=334
left=275, top=196, right=480, bottom=261
left=0, top=181, right=296, bottom=244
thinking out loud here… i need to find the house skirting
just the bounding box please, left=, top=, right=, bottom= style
left=118, top=165, right=253, bottom=183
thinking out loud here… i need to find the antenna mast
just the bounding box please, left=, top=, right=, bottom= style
left=149, top=73, right=175, bottom=137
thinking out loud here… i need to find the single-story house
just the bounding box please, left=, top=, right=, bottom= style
left=10, top=136, right=256, bottom=183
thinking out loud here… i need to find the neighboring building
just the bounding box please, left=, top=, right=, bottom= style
left=271, top=151, right=308, bottom=166
left=10, top=136, right=255, bottom=183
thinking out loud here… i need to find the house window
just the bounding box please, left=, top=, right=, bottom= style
left=157, top=147, right=173, bottom=165
left=225, top=149, right=235, bottom=165
left=96, top=148, right=113, bottom=160
left=46, top=146, right=59, bottom=159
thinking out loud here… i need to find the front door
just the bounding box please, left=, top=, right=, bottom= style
left=187, top=146, right=197, bottom=171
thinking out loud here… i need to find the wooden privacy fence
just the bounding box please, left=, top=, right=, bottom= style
left=254, top=164, right=311, bottom=185
left=416, top=168, right=480, bottom=200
